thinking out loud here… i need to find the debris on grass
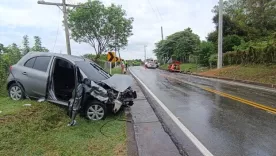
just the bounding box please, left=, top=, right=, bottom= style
left=38, top=97, right=46, bottom=102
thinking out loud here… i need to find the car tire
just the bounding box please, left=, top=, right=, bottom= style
left=8, top=83, right=25, bottom=101
left=85, top=100, right=107, bottom=120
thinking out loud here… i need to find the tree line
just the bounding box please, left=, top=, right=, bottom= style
left=0, top=36, right=49, bottom=96
left=154, top=0, right=276, bottom=67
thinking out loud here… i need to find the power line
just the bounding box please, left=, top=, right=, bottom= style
left=155, top=5, right=163, bottom=21
left=147, top=0, right=164, bottom=41
left=52, top=9, right=61, bottom=52
left=147, top=0, right=160, bottom=21
left=147, top=0, right=163, bottom=22
left=37, top=0, right=80, bottom=55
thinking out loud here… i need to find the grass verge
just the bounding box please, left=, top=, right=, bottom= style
left=0, top=97, right=126, bottom=156
left=111, top=67, right=122, bottom=75
left=199, top=65, right=276, bottom=84
left=159, top=63, right=207, bottom=73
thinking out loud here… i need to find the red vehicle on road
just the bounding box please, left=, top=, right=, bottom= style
left=168, top=61, right=181, bottom=72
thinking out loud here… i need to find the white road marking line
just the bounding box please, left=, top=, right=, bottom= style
left=130, top=68, right=214, bottom=156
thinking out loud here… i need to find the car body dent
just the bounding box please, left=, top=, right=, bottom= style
left=81, top=74, right=136, bottom=113
left=83, top=80, right=109, bottom=103
left=100, top=74, right=134, bottom=92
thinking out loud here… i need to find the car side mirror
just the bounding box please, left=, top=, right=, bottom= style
left=83, top=78, right=91, bottom=87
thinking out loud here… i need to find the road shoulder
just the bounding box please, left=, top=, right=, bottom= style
left=129, top=81, right=180, bottom=156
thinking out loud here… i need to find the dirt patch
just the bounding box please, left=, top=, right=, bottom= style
left=0, top=109, right=37, bottom=123
left=199, top=66, right=238, bottom=77
left=114, top=142, right=126, bottom=156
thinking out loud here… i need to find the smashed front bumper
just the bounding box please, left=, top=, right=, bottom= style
left=84, top=75, right=137, bottom=113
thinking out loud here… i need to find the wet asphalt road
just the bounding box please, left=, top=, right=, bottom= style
left=129, top=66, right=276, bottom=156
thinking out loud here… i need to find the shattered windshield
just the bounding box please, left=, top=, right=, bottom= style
left=76, top=61, right=110, bottom=82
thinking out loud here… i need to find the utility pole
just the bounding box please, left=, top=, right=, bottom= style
left=37, top=0, right=79, bottom=55
left=144, top=45, right=147, bottom=61
left=217, top=0, right=223, bottom=68
left=161, top=26, right=164, bottom=40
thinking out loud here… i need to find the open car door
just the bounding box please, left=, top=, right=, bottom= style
left=68, top=67, right=84, bottom=125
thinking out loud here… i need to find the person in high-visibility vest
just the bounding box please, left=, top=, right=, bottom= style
left=124, top=60, right=128, bottom=71
left=121, top=59, right=125, bottom=74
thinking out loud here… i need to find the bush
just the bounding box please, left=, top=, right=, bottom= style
left=223, top=35, right=242, bottom=52
left=223, top=40, right=276, bottom=65
left=0, top=57, right=9, bottom=96
left=209, top=54, right=217, bottom=68
left=131, top=61, right=141, bottom=66
left=0, top=45, right=22, bottom=97
left=199, top=41, right=215, bottom=66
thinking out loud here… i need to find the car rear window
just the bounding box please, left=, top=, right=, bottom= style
left=33, top=56, right=51, bottom=72
left=76, top=61, right=110, bottom=81
left=24, top=57, right=36, bottom=68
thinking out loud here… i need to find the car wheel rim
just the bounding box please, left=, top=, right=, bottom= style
left=10, top=86, right=22, bottom=100
left=87, top=105, right=104, bottom=120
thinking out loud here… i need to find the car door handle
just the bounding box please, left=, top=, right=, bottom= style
left=22, top=72, right=27, bottom=75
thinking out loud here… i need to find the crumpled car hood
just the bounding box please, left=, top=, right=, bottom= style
left=100, top=74, right=133, bottom=92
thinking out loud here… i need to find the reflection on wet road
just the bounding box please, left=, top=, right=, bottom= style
left=130, top=66, right=276, bottom=156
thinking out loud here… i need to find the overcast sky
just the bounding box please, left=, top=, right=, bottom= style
left=0, top=0, right=218, bottom=60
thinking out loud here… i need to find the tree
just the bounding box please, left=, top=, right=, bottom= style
left=212, top=0, right=276, bottom=40
left=68, top=0, right=133, bottom=60
left=7, top=43, right=22, bottom=65
left=154, top=39, right=175, bottom=62
left=31, top=36, right=49, bottom=52
left=173, top=28, right=200, bottom=62
left=32, top=36, right=42, bottom=52
left=22, top=35, right=30, bottom=55
left=246, top=0, right=276, bottom=37
left=223, top=35, right=242, bottom=52
left=199, top=41, right=215, bottom=66
left=154, top=28, right=200, bottom=63
left=0, top=43, right=4, bottom=54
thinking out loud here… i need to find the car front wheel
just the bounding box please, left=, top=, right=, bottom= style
left=9, top=83, right=24, bottom=101
left=85, top=100, right=107, bottom=120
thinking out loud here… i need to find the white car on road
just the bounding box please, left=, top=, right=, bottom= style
left=145, top=60, right=157, bottom=69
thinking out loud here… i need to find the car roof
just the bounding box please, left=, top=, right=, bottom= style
left=27, top=52, right=85, bottom=62
left=26, top=52, right=85, bottom=62
left=16, top=52, right=88, bottom=66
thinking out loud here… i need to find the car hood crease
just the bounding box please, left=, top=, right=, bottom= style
left=100, top=74, right=133, bottom=92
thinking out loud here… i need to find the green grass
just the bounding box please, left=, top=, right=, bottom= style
left=199, top=65, right=276, bottom=84
left=111, top=67, right=122, bottom=75
left=0, top=97, right=126, bottom=156
left=180, top=64, right=198, bottom=72
left=160, top=63, right=204, bottom=73
left=159, top=64, right=168, bottom=70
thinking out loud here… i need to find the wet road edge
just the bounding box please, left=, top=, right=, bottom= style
left=125, top=107, right=139, bottom=156
left=129, top=80, right=180, bottom=156
left=129, top=68, right=204, bottom=156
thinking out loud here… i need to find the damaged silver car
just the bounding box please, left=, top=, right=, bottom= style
left=7, top=52, right=137, bottom=120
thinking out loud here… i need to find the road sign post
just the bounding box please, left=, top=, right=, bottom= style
left=107, top=52, right=116, bottom=62
left=110, top=62, right=112, bottom=75
left=107, top=52, right=116, bottom=74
